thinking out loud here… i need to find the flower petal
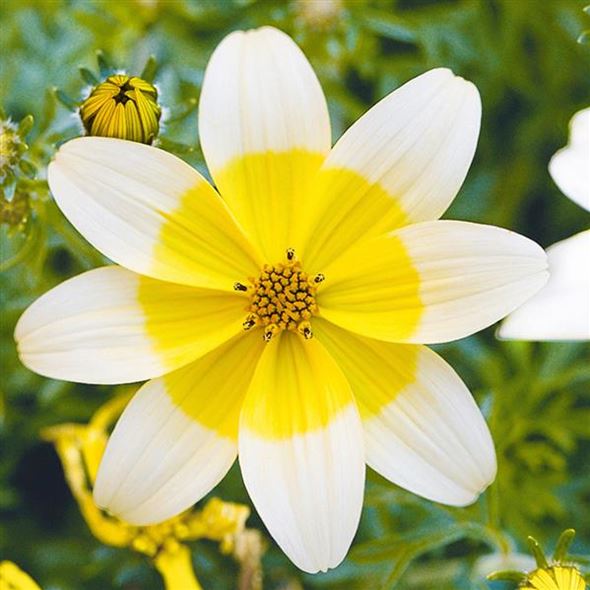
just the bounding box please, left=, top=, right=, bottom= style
left=317, top=220, right=548, bottom=343
left=303, top=68, right=481, bottom=270
left=15, top=266, right=246, bottom=384
left=93, top=332, right=264, bottom=525
left=239, top=332, right=364, bottom=573
left=498, top=230, right=590, bottom=341
left=314, top=319, right=496, bottom=506
left=548, top=107, right=590, bottom=211
left=47, top=137, right=261, bottom=289
left=199, top=26, right=331, bottom=261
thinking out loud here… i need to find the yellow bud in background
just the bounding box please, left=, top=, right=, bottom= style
left=0, top=561, right=42, bottom=590
left=79, top=74, right=161, bottom=144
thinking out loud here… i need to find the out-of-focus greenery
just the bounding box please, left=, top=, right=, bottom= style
left=1, top=1, right=589, bottom=589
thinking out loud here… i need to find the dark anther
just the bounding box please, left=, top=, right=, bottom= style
left=234, top=282, right=248, bottom=292
left=313, top=273, right=325, bottom=283
left=286, top=248, right=296, bottom=261
left=263, top=324, right=278, bottom=342
left=303, top=326, right=313, bottom=339
left=243, top=318, right=256, bottom=330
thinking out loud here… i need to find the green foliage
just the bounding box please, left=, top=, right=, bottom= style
left=1, top=1, right=589, bottom=589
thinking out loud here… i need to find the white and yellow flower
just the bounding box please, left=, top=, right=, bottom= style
left=499, top=107, right=589, bottom=341
left=15, top=27, right=548, bottom=573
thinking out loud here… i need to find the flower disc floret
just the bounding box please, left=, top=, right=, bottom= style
left=236, top=249, right=323, bottom=341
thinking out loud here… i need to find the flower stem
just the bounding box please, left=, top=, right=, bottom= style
left=153, top=545, right=203, bottom=590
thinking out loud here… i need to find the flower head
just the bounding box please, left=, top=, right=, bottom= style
left=488, top=529, right=586, bottom=590
left=16, top=27, right=548, bottom=573
left=498, top=107, right=590, bottom=341
left=79, top=74, right=161, bottom=144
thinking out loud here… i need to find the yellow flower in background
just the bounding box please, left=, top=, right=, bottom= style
left=41, top=393, right=265, bottom=590
left=498, top=107, right=590, bottom=341
left=0, top=562, right=41, bottom=590
left=523, top=567, right=586, bottom=590
left=79, top=74, right=161, bottom=144
left=15, top=27, right=548, bottom=572
left=488, top=530, right=587, bottom=590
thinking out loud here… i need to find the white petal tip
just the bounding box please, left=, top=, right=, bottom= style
left=496, top=230, right=590, bottom=341
left=447, top=477, right=496, bottom=508
left=430, top=457, right=497, bottom=508
left=290, top=548, right=351, bottom=574
left=93, top=459, right=194, bottom=527
left=92, top=487, right=171, bottom=527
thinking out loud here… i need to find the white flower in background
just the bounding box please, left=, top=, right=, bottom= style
left=499, top=107, right=590, bottom=341
left=15, top=27, right=548, bottom=573
left=549, top=108, right=590, bottom=212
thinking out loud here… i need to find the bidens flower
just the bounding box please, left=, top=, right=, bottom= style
left=499, top=107, right=590, bottom=341
left=15, top=27, right=548, bottom=573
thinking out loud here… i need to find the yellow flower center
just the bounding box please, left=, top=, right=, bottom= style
left=235, top=249, right=324, bottom=341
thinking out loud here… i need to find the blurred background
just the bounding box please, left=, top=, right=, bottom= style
left=1, top=1, right=589, bottom=588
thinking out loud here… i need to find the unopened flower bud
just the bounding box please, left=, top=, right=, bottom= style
left=80, top=74, right=161, bottom=144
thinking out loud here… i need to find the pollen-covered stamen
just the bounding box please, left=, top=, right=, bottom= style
left=243, top=314, right=257, bottom=330
left=239, top=249, right=322, bottom=341
left=298, top=321, right=313, bottom=339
